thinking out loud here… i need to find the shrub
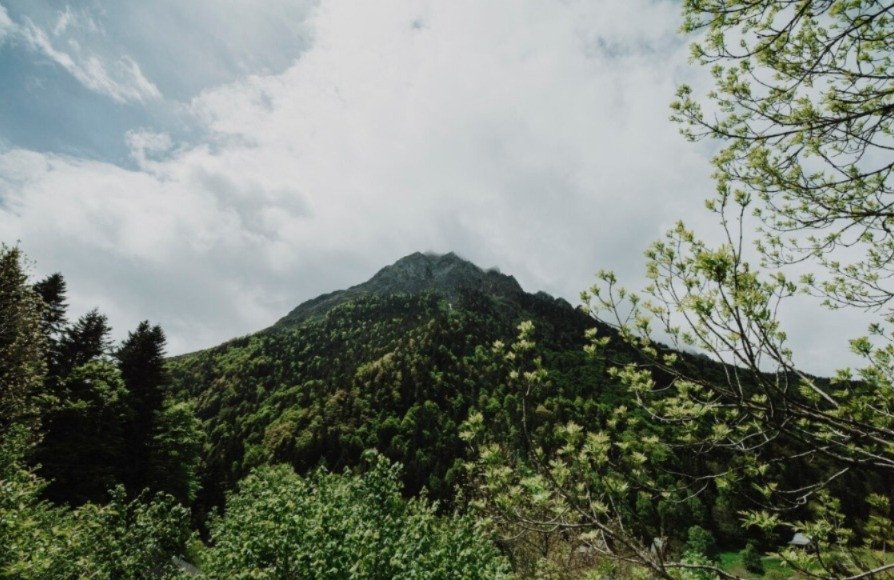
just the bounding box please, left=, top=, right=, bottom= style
left=740, top=542, right=763, bottom=574
left=203, top=451, right=510, bottom=578
left=683, top=525, right=717, bottom=560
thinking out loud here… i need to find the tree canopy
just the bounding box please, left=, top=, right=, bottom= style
left=673, top=0, right=894, bottom=311
left=201, top=452, right=510, bottom=579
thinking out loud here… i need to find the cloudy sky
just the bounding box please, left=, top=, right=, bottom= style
left=0, top=0, right=866, bottom=373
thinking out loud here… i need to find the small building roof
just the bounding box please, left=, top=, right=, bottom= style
left=789, top=532, right=813, bottom=546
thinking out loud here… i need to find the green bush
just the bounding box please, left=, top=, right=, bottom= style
left=683, top=525, right=717, bottom=560
left=203, top=451, right=510, bottom=579
left=1, top=464, right=190, bottom=579
left=740, top=542, right=763, bottom=574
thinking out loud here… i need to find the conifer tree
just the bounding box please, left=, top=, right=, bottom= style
left=56, top=309, right=112, bottom=376
left=117, top=321, right=170, bottom=493
left=33, top=273, right=67, bottom=342
left=0, top=245, right=45, bottom=442
left=35, top=360, right=131, bottom=504
left=33, top=273, right=68, bottom=384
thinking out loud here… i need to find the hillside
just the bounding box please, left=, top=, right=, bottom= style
left=169, top=252, right=627, bottom=513
left=170, top=251, right=874, bottom=551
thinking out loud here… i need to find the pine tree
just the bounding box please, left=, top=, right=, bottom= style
left=35, top=360, right=131, bottom=504
left=33, top=273, right=67, bottom=341
left=117, top=321, right=169, bottom=493
left=0, top=246, right=45, bottom=440
left=31, top=307, right=126, bottom=504
left=33, top=273, right=68, bottom=378
left=57, top=309, right=112, bottom=375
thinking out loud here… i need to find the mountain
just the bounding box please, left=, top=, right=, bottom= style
left=274, top=251, right=572, bottom=327
left=170, top=252, right=620, bottom=515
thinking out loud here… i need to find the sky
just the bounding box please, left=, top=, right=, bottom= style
left=0, top=0, right=868, bottom=373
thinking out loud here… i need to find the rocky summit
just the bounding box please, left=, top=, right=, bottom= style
left=275, top=251, right=569, bottom=327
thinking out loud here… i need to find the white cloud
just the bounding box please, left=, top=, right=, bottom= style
left=0, top=4, right=13, bottom=44
left=125, top=129, right=174, bottom=167
left=0, top=0, right=863, bottom=372
left=14, top=15, right=160, bottom=103
left=52, top=5, right=74, bottom=36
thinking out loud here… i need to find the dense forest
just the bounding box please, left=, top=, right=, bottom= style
left=3, top=0, right=894, bottom=578
left=169, top=252, right=604, bottom=515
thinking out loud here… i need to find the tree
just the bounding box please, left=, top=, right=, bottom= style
left=467, top=2, right=894, bottom=577
left=582, top=181, right=893, bottom=577
left=672, top=0, right=894, bottom=312
left=740, top=542, right=764, bottom=575
left=56, top=309, right=112, bottom=376
left=684, top=525, right=717, bottom=560
left=30, top=304, right=130, bottom=505
left=0, top=245, right=45, bottom=440
left=149, top=400, right=205, bottom=505
left=570, top=0, right=894, bottom=576
left=117, top=321, right=169, bottom=493
left=34, top=360, right=131, bottom=505
left=33, top=273, right=67, bottom=343
left=33, top=273, right=70, bottom=392
left=1, top=249, right=190, bottom=577
left=0, top=245, right=48, bottom=572
left=1, top=478, right=191, bottom=579
left=462, top=323, right=712, bottom=578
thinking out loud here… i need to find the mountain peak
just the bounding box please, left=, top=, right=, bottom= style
left=275, top=252, right=533, bottom=327
left=366, top=251, right=515, bottom=292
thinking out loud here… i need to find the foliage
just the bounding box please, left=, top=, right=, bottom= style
left=33, top=273, right=67, bottom=338
left=673, top=0, right=894, bottom=312
left=201, top=451, right=510, bottom=579
left=740, top=542, right=763, bottom=575
left=671, top=551, right=717, bottom=580
left=458, top=1, right=894, bottom=577
left=5, top=248, right=524, bottom=579
left=117, top=321, right=173, bottom=494
left=462, top=323, right=731, bottom=578
left=55, top=309, right=112, bottom=377
left=543, top=0, right=894, bottom=576
left=0, top=247, right=191, bottom=579
left=149, top=400, right=206, bottom=505
left=168, top=288, right=596, bottom=516
left=34, top=360, right=131, bottom=504
left=582, top=193, right=893, bottom=577
left=684, top=526, right=717, bottom=560
left=28, top=276, right=199, bottom=505
left=0, top=245, right=45, bottom=441
left=1, top=461, right=191, bottom=580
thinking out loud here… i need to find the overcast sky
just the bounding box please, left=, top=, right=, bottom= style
left=0, top=0, right=868, bottom=373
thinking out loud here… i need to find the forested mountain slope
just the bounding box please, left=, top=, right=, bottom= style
left=170, top=252, right=621, bottom=513
left=170, top=251, right=883, bottom=562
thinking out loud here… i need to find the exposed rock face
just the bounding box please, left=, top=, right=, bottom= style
left=274, top=251, right=568, bottom=327
left=363, top=252, right=524, bottom=299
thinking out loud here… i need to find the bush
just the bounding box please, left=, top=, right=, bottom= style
left=683, top=525, right=717, bottom=560
left=674, top=551, right=716, bottom=580
left=1, top=466, right=191, bottom=579
left=203, top=451, right=510, bottom=578
left=740, top=542, right=764, bottom=574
